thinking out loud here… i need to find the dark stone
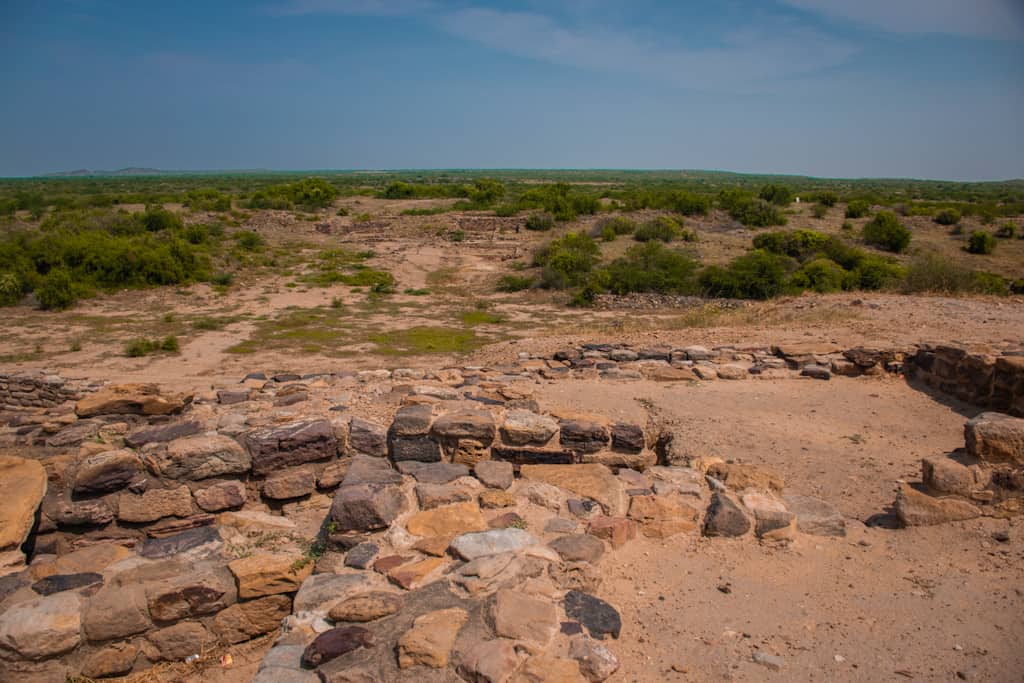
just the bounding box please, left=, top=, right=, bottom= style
left=567, top=499, right=600, bottom=518
left=554, top=349, right=582, bottom=361
left=46, top=419, right=102, bottom=447
left=430, top=411, right=496, bottom=443
left=73, top=450, right=143, bottom=494
left=274, top=391, right=308, bottom=407
left=44, top=495, right=115, bottom=527
left=244, top=419, right=338, bottom=476
left=465, top=394, right=504, bottom=406
left=301, top=626, right=374, bottom=668
left=140, top=526, right=221, bottom=559
left=243, top=372, right=267, bottom=381
left=124, top=420, right=203, bottom=448
left=396, top=461, right=469, bottom=484
left=703, top=492, right=751, bottom=537
left=560, top=420, right=610, bottom=454
left=610, top=423, right=645, bottom=453
left=491, top=445, right=576, bottom=465
left=800, top=365, right=832, bottom=380
left=582, top=344, right=613, bottom=352
left=561, top=621, right=584, bottom=636
left=145, top=514, right=216, bottom=538
left=31, top=572, right=103, bottom=596
left=388, top=405, right=433, bottom=437
left=330, top=483, right=408, bottom=532
left=563, top=590, right=621, bottom=640
left=341, top=455, right=403, bottom=487
left=0, top=571, right=29, bottom=602
left=348, top=418, right=388, bottom=457
left=272, top=373, right=300, bottom=382
left=389, top=436, right=442, bottom=463
left=344, top=542, right=380, bottom=570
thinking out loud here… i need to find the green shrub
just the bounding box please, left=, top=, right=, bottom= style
left=594, top=216, right=636, bottom=236
left=518, top=183, right=599, bottom=221
left=790, top=258, right=847, bottom=293
left=211, top=272, right=234, bottom=287
left=141, top=206, right=183, bottom=232
left=934, top=208, right=961, bottom=226
left=0, top=272, right=23, bottom=306
left=493, top=204, right=519, bottom=217
left=753, top=229, right=831, bottom=261
left=600, top=226, right=616, bottom=242
left=36, top=269, right=78, bottom=310
left=336, top=207, right=350, bottom=216
left=533, top=232, right=600, bottom=289
left=234, top=230, right=264, bottom=251
left=845, top=199, right=870, bottom=218
left=448, top=230, right=465, bottom=243
left=525, top=213, right=555, bottom=232
left=184, top=189, right=231, bottom=212
left=466, top=178, right=506, bottom=206
left=966, top=231, right=996, bottom=255
left=602, top=242, right=698, bottom=294
left=851, top=255, right=905, bottom=290
left=863, top=211, right=911, bottom=252
left=160, top=335, right=179, bottom=352
left=735, top=199, right=787, bottom=227
left=678, top=227, right=698, bottom=242
left=902, top=252, right=1005, bottom=294
left=758, top=184, right=794, bottom=206
left=634, top=216, right=680, bottom=243
left=996, top=222, right=1017, bottom=239
left=667, top=191, right=711, bottom=216
left=811, top=204, right=828, bottom=219
left=816, top=191, right=838, bottom=207
left=698, top=250, right=795, bottom=300
left=841, top=221, right=853, bottom=231
left=125, top=338, right=158, bottom=357
left=496, top=275, right=534, bottom=292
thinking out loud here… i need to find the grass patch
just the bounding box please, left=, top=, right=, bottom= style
left=369, top=326, right=483, bottom=355
left=461, top=310, right=504, bottom=326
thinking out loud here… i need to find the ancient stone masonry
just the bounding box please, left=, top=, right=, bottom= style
left=904, top=343, right=1024, bottom=417
left=0, top=339, right=1019, bottom=679
left=0, top=371, right=88, bottom=411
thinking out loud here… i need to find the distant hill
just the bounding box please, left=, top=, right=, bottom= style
left=43, top=168, right=273, bottom=177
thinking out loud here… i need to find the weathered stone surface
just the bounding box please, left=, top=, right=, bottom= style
left=341, top=455, right=402, bottom=487
left=895, top=483, right=981, bottom=526
left=149, top=434, right=252, bottom=480
left=81, top=642, right=137, bottom=678
left=492, top=445, right=576, bottom=466
left=965, top=412, right=1024, bottom=465
left=194, top=480, right=247, bottom=512
left=398, top=461, right=469, bottom=484
left=559, top=420, right=610, bottom=454
left=397, top=607, right=468, bottom=668
left=922, top=456, right=980, bottom=496
left=389, top=436, right=442, bottom=463
left=245, top=419, right=338, bottom=476
left=502, top=410, right=559, bottom=446
left=389, top=404, right=433, bottom=437
left=521, top=464, right=625, bottom=516
left=458, top=638, right=519, bottom=683
left=716, top=364, right=748, bottom=380
left=741, top=492, right=795, bottom=540
left=0, top=592, right=81, bottom=659
left=262, top=469, right=316, bottom=500
left=586, top=517, right=636, bottom=549
left=118, top=485, right=193, bottom=523
left=407, top=501, right=488, bottom=539
left=125, top=420, right=203, bottom=448
left=146, top=566, right=237, bottom=622
left=569, top=637, right=619, bottom=682
left=146, top=513, right=216, bottom=538
left=302, top=626, right=374, bottom=668
left=328, top=592, right=402, bottom=622
left=73, top=448, right=142, bottom=494
left=31, top=571, right=102, bottom=596
left=549, top=534, right=605, bottom=564
left=627, top=494, right=698, bottom=538
left=475, top=460, right=515, bottom=489
left=330, top=483, right=408, bottom=532
left=703, top=492, right=750, bottom=537
left=212, top=595, right=292, bottom=643
left=253, top=644, right=317, bottom=683
left=229, top=552, right=313, bottom=598
left=76, top=383, right=189, bottom=417
left=148, top=620, right=214, bottom=661
left=706, top=462, right=784, bottom=493
left=564, top=590, right=621, bottom=640
left=344, top=542, right=379, bottom=570
left=432, top=411, right=496, bottom=443
left=44, top=495, right=115, bottom=527
left=31, top=544, right=132, bottom=581
left=0, top=456, right=46, bottom=555
left=218, top=510, right=296, bottom=533
left=389, top=557, right=444, bottom=590
left=493, top=589, right=558, bottom=649
left=292, top=572, right=382, bottom=615
left=415, top=478, right=483, bottom=509
left=84, top=583, right=152, bottom=641
left=480, top=489, right=516, bottom=509
left=348, top=418, right=387, bottom=457
left=515, top=656, right=585, bottom=683
left=800, top=365, right=832, bottom=380
left=450, top=529, right=540, bottom=561
left=610, top=423, right=645, bottom=453
left=783, top=494, right=846, bottom=537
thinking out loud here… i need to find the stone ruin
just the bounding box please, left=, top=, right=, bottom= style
left=0, top=339, right=1021, bottom=681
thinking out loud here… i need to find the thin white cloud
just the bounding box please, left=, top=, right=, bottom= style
left=437, top=8, right=857, bottom=90
left=273, top=0, right=434, bottom=16
left=780, top=0, right=1024, bottom=40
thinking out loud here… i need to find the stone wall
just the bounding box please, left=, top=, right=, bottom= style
left=905, top=344, right=1024, bottom=416
left=0, top=371, right=85, bottom=412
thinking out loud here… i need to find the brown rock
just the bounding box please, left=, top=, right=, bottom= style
left=31, top=543, right=132, bottom=580
left=706, top=462, right=784, bottom=493
left=76, top=383, right=190, bottom=417
left=502, top=410, right=559, bottom=446
left=458, top=638, right=520, bottom=683
left=0, top=456, right=46, bottom=566
left=84, top=583, right=152, bottom=641
left=327, top=592, right=402, bottom=622
left=330, top=482, right=408, bottom=532
left=965, top=412, right=1024, bottom=465
left=475, top=460, right=515, bottom=489
left=0, top=593, right=81, bottom=660
left=406, top=501, right=488, bottom=539
left=262, top=468, right=316, bottom=500
left=895, top=483, right=981, bottom=526
left=194, top=480, right=247, bottom=512
left=211, top=595, right=291, bottom=644
left=415, top=479, right=482, bottom=509
left=118, top=486, right=193, bottom=523
left=244, top=419, right=338, bottom=476
left=480, top=489, right=516, bottom=509
left=81, top=642, right=137, bottom=678
left=515, top=656, right=586, bottom=683
left=149, top=434, right=251, bottom=480
left=72, top=449, right=142, bottom=494
left=432, top=411, right=497, bottom=443
left=147, top=621, right=214, bottom=661
left=521, top=464, right=625, bottom=516
left=146, top=566, right=237, bottom=622
left=493, top=589, right=558, bottom=650
left=388, top=557, right=444, bottom=590
left=228, top=552, right=313, bottom=598
left=627, top=494, right=698, bottom=538
left=586, top=517, right=637, bottom=549
left=397, top=607, right=468, bottom=668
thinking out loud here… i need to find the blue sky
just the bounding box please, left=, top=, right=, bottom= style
left=1, top=0, right=1022, bottom=179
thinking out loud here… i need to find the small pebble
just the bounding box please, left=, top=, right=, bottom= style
left=752, top=652, right=785, bottom=671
